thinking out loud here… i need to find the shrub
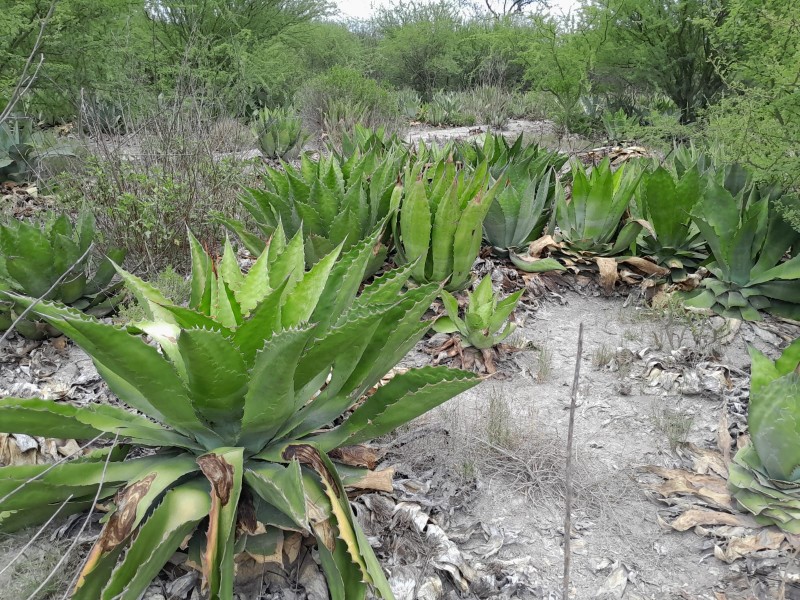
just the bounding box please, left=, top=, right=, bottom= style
left=295, top=67, right=404, bottom=141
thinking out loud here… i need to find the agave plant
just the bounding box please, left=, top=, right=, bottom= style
left=0, top=117, right=35, bottom=183
left=455, top=133, right=568, bottom=181
left=601, top=108, right=638, bottom=144
left=253, top=107, right=309, bottom=160
left=553, top=158, right=643, bottom=255
left=727, top=339, right=800, bottom=533
left=396, top=88, right=421, bottom=121
left=0, top=228, right=480, bottom=599
left=336, top=124, right=404, bottom=162
left=220, top=147, right=406, bottom=274
left=425, top=91, right=461, bottom=126
left=394, top=158, right=504, bottom=291
left=636, top=166, right=707, bottom=281
left=435, top=275, right=523, bottom=349
left=0, top=211, right=125, bottom=338
left=684, top=179, right=800, bottom=320
left=483, top=167, right=554, bottom=252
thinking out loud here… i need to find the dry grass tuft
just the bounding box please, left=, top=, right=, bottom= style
left=0, top=528, right=83, bottom=599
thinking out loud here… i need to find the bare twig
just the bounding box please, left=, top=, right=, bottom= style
left=0, top=0, right=59, bottom=125
left=0, top=242, right=93, bottom=348
left=563, top=323, right=584, bottom=600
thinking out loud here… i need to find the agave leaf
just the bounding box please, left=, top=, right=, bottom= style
left=399, top=178, right=431, bottom=283
left=280, top=444, right=394, bottom=596
left=236, top=242, right=272, bottom=315
left=450, top=178, right=502, bottom=290
left=487, top=290, right=523, bottom=333
left=317, top=533, right=369, bottom=600
left=98, top=479, right=211, bottom=600
left=349, top=284, right=442, bottom=399
left=214, top=215, right=267, bottom=256
left=219, top=237, right=245, bottom=293
left=352, top=262, right=414, bottom=311
left=749, top=368, right=800, bottom=481
left=113, top=264, right=176, bottom=324
left=232, top=278, right=290, bottom=365
left=0, top=397, right=199, bottom=450
left=238, top=326, right=315, bottom=451
left=440, top=290, right=466, bottom=333
left=430, top=180, right=460, bottom=282
left=509, top=253, right=565, bottom=273
left=188, top=230, right=212, bottom=314
left=285, top=312, right=386, bottom=439
left=178, top=329, right=248, bottom=439
left=72, top=454, right=200, bottom=596
left=198, top=448, right=244, bottom=600
left=775, top=339, right=800, bottom=376
left=244, top=460, right=309, bottom=530
left=10, top=295, right=219, bottom=445
left=281, top=243, right=342, bottom=328
left=311, top=223, right=385, bottom=331
left=309, top=367, right=480, bottom=450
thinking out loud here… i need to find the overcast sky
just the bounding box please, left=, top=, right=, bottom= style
left=333, top=0, right=580, bottom=19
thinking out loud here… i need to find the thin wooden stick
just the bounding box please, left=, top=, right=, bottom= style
left=563, top=323, right=584, bottom=600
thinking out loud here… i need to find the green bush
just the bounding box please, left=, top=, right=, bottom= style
left=295, top=67, right=403, bottom=139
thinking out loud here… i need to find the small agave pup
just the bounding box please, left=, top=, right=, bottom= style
left=0, top=227, right=479, bottom=599
left=728, top=339, right=800, bottom=533
left=437, top=275, right=523, bottom=350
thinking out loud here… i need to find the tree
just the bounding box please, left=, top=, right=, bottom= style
left=483, top=0, right=547, bottom=18
left=372, top=1, right=467, bottom=97
left=704, top=0, right=800, bottom=193
left=584, top=0, right=725, bottom=123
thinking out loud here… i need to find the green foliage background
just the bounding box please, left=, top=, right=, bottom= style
left=2, top=0, right=799, bottom=199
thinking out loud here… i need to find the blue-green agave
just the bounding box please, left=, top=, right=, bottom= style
left=728, top=339, right=800, bottom=533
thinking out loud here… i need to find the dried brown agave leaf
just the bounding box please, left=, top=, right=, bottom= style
left=670, top=508, right=762, bottom=532
left=642, top=465, right=734, bottom=511
left=620, top=256, right=670, bottom=277
left=713, top=528, right=786, bottom=563
left=595, top=257, right=618, bottom=293
left=330, top=445, right=385, bottom=469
